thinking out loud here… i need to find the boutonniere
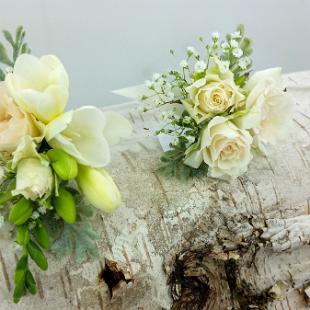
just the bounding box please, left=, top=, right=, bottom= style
left=0, top=26, right=132, bottom=303
left=116, top=25, right=293, bottom=180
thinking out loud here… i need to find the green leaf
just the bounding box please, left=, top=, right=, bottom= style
left=8, top=198, right=33, bottom=225
left=16, top=225, right=30, bottom=245
left=21, top=42, right=30, bottom=54
left=0, top=178, right=15, bottom=206
left=13, top=282, right=25, bottom=304
left=53, top=187, right=76, bottom=224
left=0, top=42, right=13, bottom=66
left=236, top=24, right=245, bottom=37
left=27, top=240, right=48, bottom=270
left=0, top=68, right=4, bottom=81
left=0, top=26, right=31, bottom=70
left=33, top=220, right=50, bottom=249
left=0, top=190, right=13, bottom=206
left=234, top=75, right=248, bottom=87
left=14, top=255, right=28, bottom=285
left=3, top=30, right=14, bottom=46
left=25, top=270, right=37, bottom=295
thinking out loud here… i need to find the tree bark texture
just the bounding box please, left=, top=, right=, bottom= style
left=1, top=71, right=310, bottom=309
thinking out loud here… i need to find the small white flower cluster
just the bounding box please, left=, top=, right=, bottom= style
left=194, top=60, right=207, bottom=73
left=187, top=46, right=199, bottom=57
left=238, top=57, right=251, bottom=70
left=179, top=59, right=188, bottom=68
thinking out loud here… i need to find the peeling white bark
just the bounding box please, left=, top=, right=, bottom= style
left=1, top=71, right=310, bottom=309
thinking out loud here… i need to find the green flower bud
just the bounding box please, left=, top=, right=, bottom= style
left=76, top=165, right=122, bottom=213
left=47, top=149, right=78, bottom=180
left=53, top=187, right=76, bottom=224
left=9, top=198, right=33, bottom=225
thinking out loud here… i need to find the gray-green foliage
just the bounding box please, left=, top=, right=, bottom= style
left=51, top=196, right=100, bottom=263
left=0, top=26, right=31, bottom=80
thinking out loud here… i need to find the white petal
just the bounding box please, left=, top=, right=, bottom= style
left=45, top=111, right=73, bottom=141
left=49, top=133, right=111, bottom=167
left=113, top=84, right=154, bottom=100
left=245, top=67, right=282, bottom=91
left=102, top=111, right=132, bottom=145
left=184, top=149, right=203, bottom=168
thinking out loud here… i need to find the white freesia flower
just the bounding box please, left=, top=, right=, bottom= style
left=0, top=81, right=44, bottom=154
left=13, top=158, right=53, bottom=200
left=184, top=116, right=253, bottom=178
left=5, top=54, right=69, bottom=123
left=46, top=106, right=132, bottom=167
left=234, top=67, right=294, bottom=146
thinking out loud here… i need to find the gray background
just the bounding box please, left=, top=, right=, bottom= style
left=1, top=0, right=309, bottom=108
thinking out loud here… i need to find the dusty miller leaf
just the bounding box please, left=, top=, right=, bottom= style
left=50, top=196, right=100, bottom=263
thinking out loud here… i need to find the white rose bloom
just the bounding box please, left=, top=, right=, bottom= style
left=234, top=67, right=294, bottom=146
left=46, top=106, right=132, bottom=168
left=13, top=158, right=53, bottom=200
left=183, top=69, right=245, bottom=124
left=5, top=54, right=69, bottom=124
left=184, top=116, right=253, bottom=178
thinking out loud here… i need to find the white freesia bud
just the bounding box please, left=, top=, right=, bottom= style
left=76, top=165, right=122, bottom=212
left=46, top=106, right=132, bottom=168
left=13, top=158, right=53, bottom=200
left=5, top=54, right=69, bottom=124
left=234, top=67, right=294, bottom=146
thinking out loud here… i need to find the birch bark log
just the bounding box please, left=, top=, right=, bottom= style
left=1, top=71, right=310, bottom=309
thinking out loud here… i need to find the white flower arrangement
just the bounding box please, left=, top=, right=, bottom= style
left=120, top=25, right=294, bottom=179
left=0, top=27, right=132, bottom=303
